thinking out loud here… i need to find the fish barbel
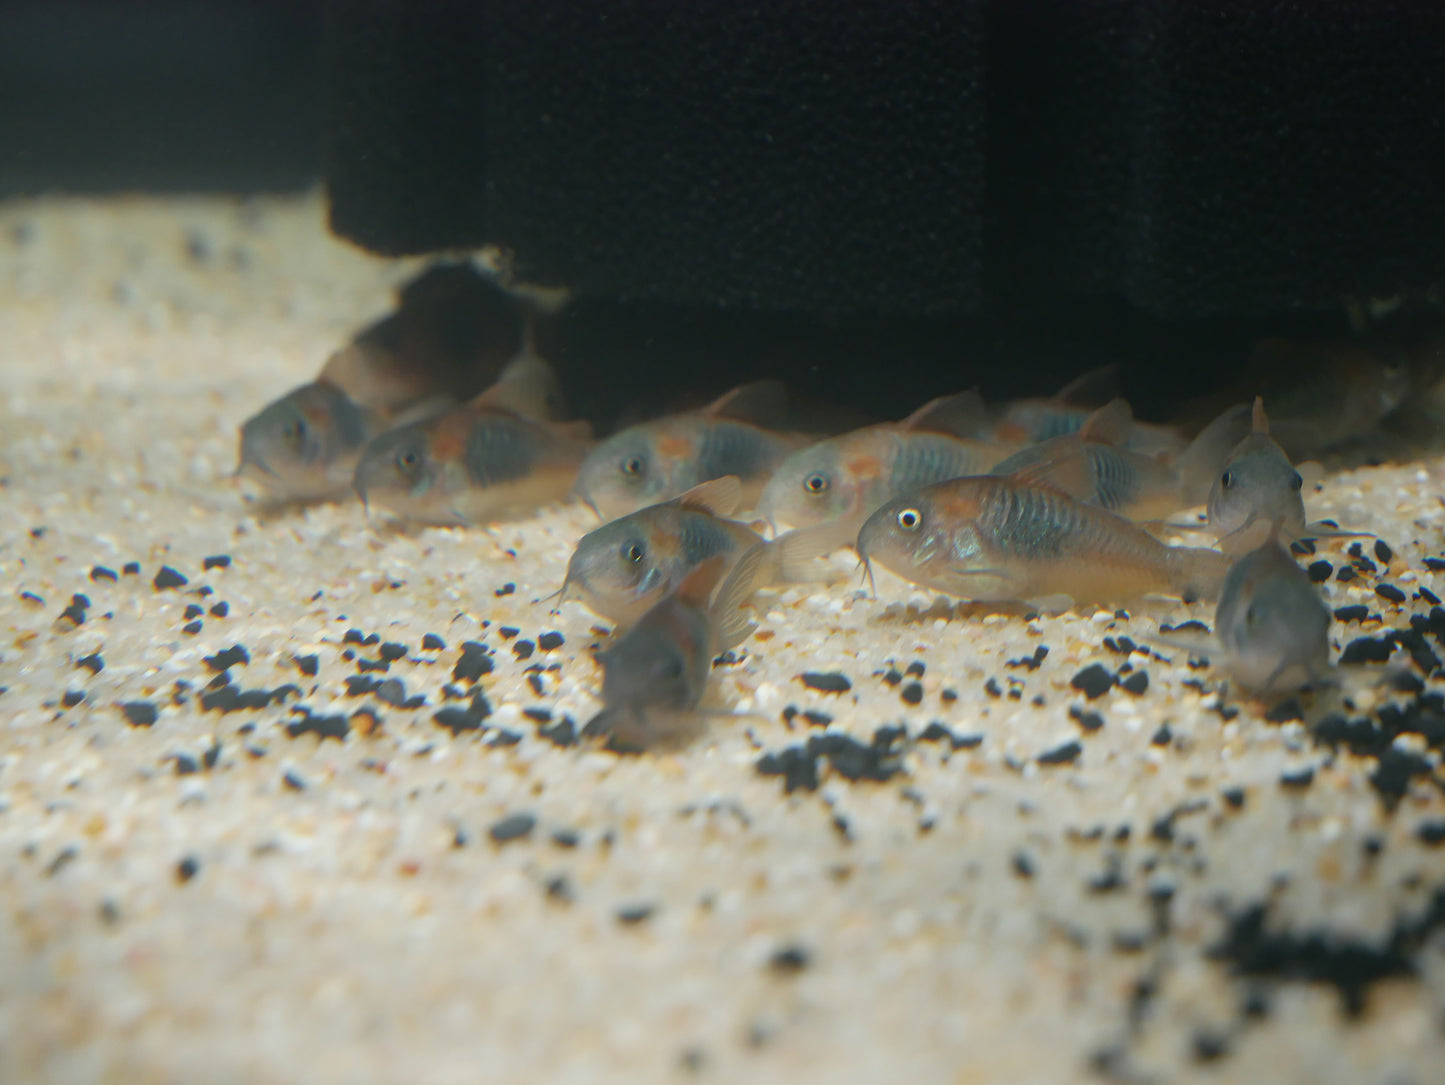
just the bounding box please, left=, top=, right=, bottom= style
left=857, top=474, right=1228, bottom=606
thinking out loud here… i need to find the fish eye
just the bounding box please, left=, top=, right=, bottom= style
left=896, top=507, right=922, bottom=532
left=1290, top=471, right=1303, bottom=491
left=396, top=447, right=421, bottom=471
left=803, top=472, right=829, bottom=495
left=621, top=455, right=646, bottom=477
left=622, top=541, right=645, bottom=564
left=282, top=417, right=307, bottom=444
left=1220, top=470, right=1234, bottom=490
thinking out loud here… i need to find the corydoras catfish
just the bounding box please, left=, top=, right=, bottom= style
left=857, top=474, right=1227, bottom=607
left=582, top=543, right=766, bottom=752
left=574, top=380, right=806, bottom=519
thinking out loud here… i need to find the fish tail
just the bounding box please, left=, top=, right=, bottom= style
left=1168, top=546, right=1230, bottom=603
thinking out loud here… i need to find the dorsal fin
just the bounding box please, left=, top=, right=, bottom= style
left=1004, top=446, right=1096, bottom=503
left=670, top=476, right=743, bottom=518
left=701, top=380, right=789, bottom=428
left=675, top=555, right=729, bottom=609
left=1251, top=396, right=1271, bottom=435
left=1079, top=398, right=1134, bottom=445
left=709, top=543, right=768, bottom=651
left=472, top=355, right=565, bottom=421
left=1054, top=365, right=1119, bottom=408
left=898, top=390, right=990, bottom=437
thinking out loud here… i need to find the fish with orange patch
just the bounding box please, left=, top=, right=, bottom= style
left=353, top=357, right=591, bottom=525
left=573, top=380, right=806, bottom=519
left=559, top=476, right=817, bottom=626
left=757, top=391, right=1015, bottom=554
left=857, top=474, right=1227, bottom=607
left=582, top=544, right=765, bottom=752
left=239, top=261, right=533, bottom=502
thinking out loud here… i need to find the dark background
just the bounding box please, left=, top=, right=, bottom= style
left=3, top=0, right=1440, bottom=430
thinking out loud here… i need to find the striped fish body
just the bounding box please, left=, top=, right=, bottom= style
left=563, top=502, right=763, bottom=626
left=354, top=403, right=589, bottom=525
left=575, top=415, right=803, bottom=518
left=858, top=475, right=1227, bottom=605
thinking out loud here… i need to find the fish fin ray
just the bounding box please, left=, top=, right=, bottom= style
left=670, top=476, right=744, bottom=517
left=701, top=380, right=789, bottom=427
left=898, top=390, right=989, bottom=437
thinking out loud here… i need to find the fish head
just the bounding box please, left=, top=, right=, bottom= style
left=574, top=426, right=679, bottom=519
left=599, top=595, right=711, bottom=713
left=1206, top=435, right=1306, bottom=548
left=238, top=382, right=367, bottom=500
left=353, top=422, right=448, bottom=521
left=1214, top=542, right=1331, bottom=695
left=757, top=439, right=860, bottom=531
left=858, top=481, right=1018, bottom=599
left=563, top=514, right=677, bottom=625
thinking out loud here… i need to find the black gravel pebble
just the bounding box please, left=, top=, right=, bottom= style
left=1102, top=636, right=1136, bottom=655
left=453, top=642, right=494, bottom=683
left=76, top=653, right=104, bottom=674
left=1417, top=821, right=1445, bottom=846
left=1037, top=740, right=1083, bottom=766
left=121, top=561, right=140, bottom=575
left=1418, top=587, right=1442, bottom=605
left=769, top=945, right=811, bottom=974
left=1340, top=637, right=1394, bottom=665
left=538, top=631, right=565, bottom=651
left=282, top=770, right=307, bottom=791
left=905, top=661, right=925, bottom=677
left=941, top=688, right=957, bottom=702
left=1119, top=671, right=1149, bottom=696
left=1008, top=645, right=1049, bottom=670
left=799, top=671, right=851, bottom=694
left=90, top=565, right=117, bottom=582
left=983, top=677, right=1002, bottom=698
left=176, top=856, right=200, bottom=883
left=1280, top=766, right=1316, bottom=789
left=293, top=654, right=319, bottom=677
left=1336, top=566, right=1357, bottom=583
left=174, top=753, right=199, bottom=775
left=202, top=555, right=231, bottom=570
left=487, top=728, right=523, bottom=747
left=512, top=639, right=536, bottom=660
left=61, top=689, right=84, bottom=707
left=153, top=566, right=188, bottom=590
left=1150, top=723, right=1173, bottom=746
left=375, top=679, right=408, bottom=707
left=900, top=681, right=924, bottom=705
left=880, top=667, right=903, bottom=687
left=378, top=641, right=408, bottom=662
left=1070, top=664, right=1115, bottom=700
left=286, top=708, right=350, bottom=741
left=1375, top=583, right=1406, bottom=604
left=1333, top=605, right=1372, bottom=623
left=181, top=620, right=202, bottom=635
left=493, top=582, right=516, bottom=597
left=756, top=727, right=906, bottom=792
left=421, top=633, right=446, bottom=651
left=616, top=902, right=655, bottom=925
left=434, top=695, right=492, bottom=735
left=1221, top=787, right=1247, bottom=809
left=801, top=709, right=832, bottom=728
left=344, top=675, right=382, bottom=696
left=1307, top=560, right=1333, bottom=584
left=120, top=701, right=158, bottom=727
left=209, top=602, right=229, bottom=618
left=1069, top=705, right=1105, bottom=733
left=1161, top=620, right=1210, bottom=635
left=203, top=644, right=250, bottom=672
left=1374, top=540, right=1393, bottom=564
left=1265, top=698, right=1304, bottom=724
left=19, top=591, right=45, bottom=607
left=355, top=656, right=389, bottom=673
left=498, top=626, right=520, bottom=640
left=489, top=812, right=537, bottom=844
left=58, top=594, right=89, bottom=626
left=183, top=604, right=203, bottom=619
left=522, top=706, right=552, bottom=723
left=1012, top=851, right=1036, bottom=878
